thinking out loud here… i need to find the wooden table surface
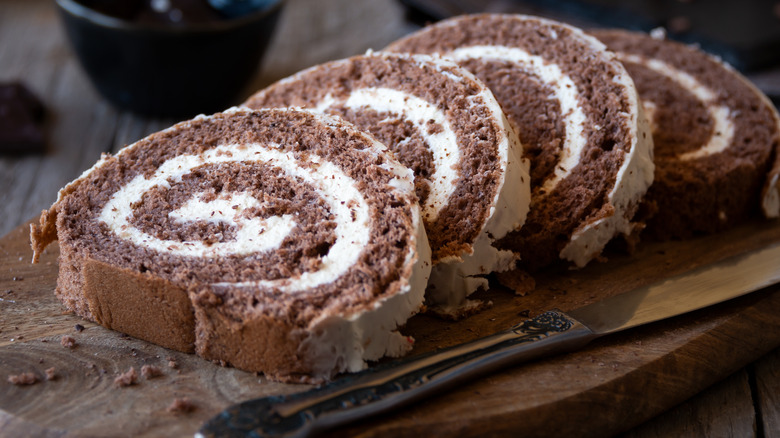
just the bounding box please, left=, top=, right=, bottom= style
left=0, top=0, right=778, bottom=436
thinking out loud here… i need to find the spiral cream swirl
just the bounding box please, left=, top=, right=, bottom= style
left=617, top=53, right=734, bottom=161
left=99, top=142, right=371, bottom=292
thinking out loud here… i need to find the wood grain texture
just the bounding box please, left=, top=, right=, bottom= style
left=619, top=370, right=757, bottom=438
left=1, top=218, right=779, bottom=437
left=755, top=349, right=780, bottom=436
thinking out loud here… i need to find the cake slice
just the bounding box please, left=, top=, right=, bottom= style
left=387, top=14, right=655, bottom=271
left=591, top=29, right=780, bottom=238
left=244, top=51, right=531, bottom=317
left=30, top=108, right=431, bottom=382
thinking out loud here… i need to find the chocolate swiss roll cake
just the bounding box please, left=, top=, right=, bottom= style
left=591, top=29, right=780, bottom=238
left=30, top=108, right=431, bottom=382
left=387, top=14, right=655, bottom=271
left=244, top=52, right=531, bottom=317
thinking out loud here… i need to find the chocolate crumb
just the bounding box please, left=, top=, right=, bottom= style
left=114, top=367, right=138, bottom=387
left=0, top=82, right=46, bottom=155
left=8, top=372, right=38, bottom=385
left=168, top=359, right=178, bottom=369
left=60, top=335, right=77, bottom=348
left=167, top=398, right=196, bottom=414
left=12, top=276, right=23, bottom=281
left=45, top=367, right=56, bottom=381
left=141, top=364, right=164, bottom=379
left=496, top=269, right=536, bottom=296
left=74, top=324, right=85, bottom=332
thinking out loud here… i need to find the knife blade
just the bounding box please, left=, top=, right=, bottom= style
left=198, top=241, right=780, bottom=438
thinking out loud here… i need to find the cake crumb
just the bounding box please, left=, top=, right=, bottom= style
left=74, top=324, right=85, bottom=332
left=167, top=357, right=178, bottom=369
left=141, top=364, right=164, bottom=379
left=167, top=398, right=196, bottom=414
left=114, top=367, right=138, bottom=387
left=496, top=269, right=536, bottom=296
left=45, top=367, right=56, bottom=381
left=8, top=372, right=38, bottom=385
left=61, top=335, right=77, bottom=348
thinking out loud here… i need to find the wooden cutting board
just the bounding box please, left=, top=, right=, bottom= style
left=1, top=218, right=779, bottom=437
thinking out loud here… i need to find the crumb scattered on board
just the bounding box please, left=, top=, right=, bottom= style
left=167, top=398, right=196, bottom=414
left=61, top=335, right=77, bottom=348
left=8, top=372, right=38, bottom=385
left=141, top=364, right=163, bottom=379
left=45, top=367, right=56, bottom=381
left=114, top=367, right=138, bottom=387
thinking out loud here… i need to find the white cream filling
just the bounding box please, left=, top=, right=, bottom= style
left=99, top=142, right=371, bottom=293
left=168, top=192, right=297, bottom=256
left=619, top=53, right=735, bottom=161
left=424, top=71, right=531, bottom=314
left=338, top=87, right=460, bottom=223
left=560, top=72, right=655, bottom=267
left=448, top=45, right=588, bottom=196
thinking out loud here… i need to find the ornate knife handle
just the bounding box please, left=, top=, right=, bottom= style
left=198, top=310, right=596, bottom=438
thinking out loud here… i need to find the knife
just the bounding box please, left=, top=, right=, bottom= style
left=198, top=241, right=780, bottom=438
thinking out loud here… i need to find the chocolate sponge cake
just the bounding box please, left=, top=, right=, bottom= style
left=244, top=52, right=531, bottom=316
left=30, top=108, right=432, bottom=382
left=591, top=29, right=780, bottom=238
left=387, top=14, right=654, bottom=271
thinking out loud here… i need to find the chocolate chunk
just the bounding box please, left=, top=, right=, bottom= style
left=0, top=83, right=46, bottom=155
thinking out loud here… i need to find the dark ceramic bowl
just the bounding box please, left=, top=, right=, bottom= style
left=56, top=0, right=284, bottom=117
